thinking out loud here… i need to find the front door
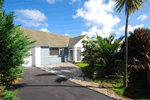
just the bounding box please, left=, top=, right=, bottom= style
left=69, top=49, right=73, bottom=61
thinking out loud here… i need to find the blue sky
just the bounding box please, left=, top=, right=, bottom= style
left=3, top=0, right=150, bottom=40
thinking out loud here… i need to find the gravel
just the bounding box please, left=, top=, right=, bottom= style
left=40, top=64, right=93, bottom=82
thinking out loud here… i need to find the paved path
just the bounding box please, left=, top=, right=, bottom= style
left=8, top=67, right=116, bottom=100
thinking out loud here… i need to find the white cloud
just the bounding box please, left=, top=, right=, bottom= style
left=42, top=23, right=49, bottom=27
left=137, top=14, right=148, bottom=21
left=15, top=9, right=47, bottom=22
left=39, top=28, right=50, bottom=32
left=69, top=0, right=81, bottom=5
left=46, top=0, right=55, bottom=4
left=81, top=26, right=110, bottom=39
left=16, top=19, right=41, bottom=27
left=15, top=9, right=48, bottom=27
left=46, top=0, right=63, bottom=4
left=115, top=31, right=120, bottom=34
left=73, top=0, right=121, bottom=38
left=65, top=33, right=69, bottom=36
left=119, top=24, right=144, bottom=33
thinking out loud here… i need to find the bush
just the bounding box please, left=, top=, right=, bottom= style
left=0, top=0, right=36, bottom=99
left=95, top=33, right=124, bottom=76
left=81, top=36, right=99, bottom=67
left=0, top=86, right=20, bottom=100
left=121, top=66, right=150, bottom=99
left=0, top=0, right=36, bottom=89
left=109, top=59, right=124, bottom=76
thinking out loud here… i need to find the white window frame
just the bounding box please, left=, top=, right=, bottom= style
left=49, top=47, right=63, bottom=57
left=69, top=49, right=73, bottom=61
left=59, top=48, right=63, bottom=56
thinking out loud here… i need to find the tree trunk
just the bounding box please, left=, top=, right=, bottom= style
left=144, top=57, right=150, bottom=89
left=124, top=10, right=129, bottom=87
left=145, top=66, right=150, bottom=89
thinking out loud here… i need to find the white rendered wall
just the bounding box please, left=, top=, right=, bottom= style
left=32, top=48, right=35, bottom=66
left=81, top=48, right=85, bottom=61
left=73, top=47, right=77, bottom=62
left=74, top=35, right=87, bottom=62
left=35, top=46, right=41, bottom=67
left=22, top=50, right=32, bottom=67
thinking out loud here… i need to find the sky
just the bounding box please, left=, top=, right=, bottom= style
left=3, top=0, right=150, bottom=41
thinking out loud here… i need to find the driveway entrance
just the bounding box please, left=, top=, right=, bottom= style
left=7, top=67, right=116, bottom=100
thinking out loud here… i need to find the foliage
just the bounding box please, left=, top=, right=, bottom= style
left=77, top=61, right=150, bottom=99
left=0, top=86, right=20, bottom=100
left=120, top=28, right=150, bottom=72
left=120, top=28, right=150, bottom=88
left=113, top=0, right=147, bottom=15
left=81, top=35, right=99, bottom=67
left=113, top=0, right=148, bottom=87
left=75, top=61, right=102, bottom=79
left=95, top=33, right=124, bottom=76
left=81, top=33, right=124, bottom=78
left=0, top=0, right=36, bottom=91
left=121, top=67, right=150, bottom=99
left=75, top=61, right=94, bottom=79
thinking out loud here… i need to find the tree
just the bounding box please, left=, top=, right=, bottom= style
left=95, top=33, right=124, bottom=77
left=113, top=0, right=147, bottom=87
left=120, top=28, right=150, bottom=88
left=82, top=35, right=99, bottom=67
left=0, top=0, right=36, bottom=91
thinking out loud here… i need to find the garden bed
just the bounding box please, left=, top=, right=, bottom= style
left=75, top=61, right=150, bottom=100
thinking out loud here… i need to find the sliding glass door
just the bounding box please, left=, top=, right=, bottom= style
left=69, top=49, right=73, bottom=61
left=77, top=47, right=81, bottom=61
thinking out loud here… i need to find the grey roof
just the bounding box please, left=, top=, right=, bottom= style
left=68, top=35, right=86, bottom=48
left=20, top=27, right=85, bottom=47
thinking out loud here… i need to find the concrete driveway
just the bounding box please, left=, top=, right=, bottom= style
left=7, top=67, right=116, bottom=100
left=40, top=62, right=92, bottom=81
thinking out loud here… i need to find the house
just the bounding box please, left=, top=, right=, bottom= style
left=20, top=27, right=87, bottom=67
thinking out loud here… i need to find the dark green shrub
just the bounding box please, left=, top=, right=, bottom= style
left=82, top=36, right=99, bottom=67
left=0, top=86, right=20, bottom=100
left=0, top=0, right=36, bottom=89
left=120, top=28, right=150, bottom=88
left=95, top=33, right=124, bottom=76
left=109, top=59, right=125, bottom=77
left=0, top=0, right=36, bottom=99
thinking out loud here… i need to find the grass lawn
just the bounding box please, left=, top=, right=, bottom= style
left=75, top=61, right=93, bottom=79
left=75, top=61, right=150, bottom=100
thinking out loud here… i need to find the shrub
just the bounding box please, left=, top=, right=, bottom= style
left=0, top=86, right=20, bottom=100
left=82, top=35, right=99, bottom=67
left=0, top=0, right=36, bottom=89
left=0, top=0, right=36, bottom=99
left=95, top=33, right=124, bottom=76
left=120, top=28, right=150, bottom=88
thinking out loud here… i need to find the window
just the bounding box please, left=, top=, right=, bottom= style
left=59, top=48, right=62, bottom=56
left=49, top=47, right=63, bottom=56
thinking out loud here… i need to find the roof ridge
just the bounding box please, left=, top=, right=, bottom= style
left=20, top=27, right=73, bottom=38
left=74, top=34, right=86, bottom=38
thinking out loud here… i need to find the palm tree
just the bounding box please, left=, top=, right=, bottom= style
left=113, top=0, right=147, bottom=87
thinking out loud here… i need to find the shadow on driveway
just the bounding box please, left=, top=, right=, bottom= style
left=7, top=83, right=116, bottom=99
left=7, top=82, right=111, bottom=91
left=7, top=67, right=116, bottom=100
left=35, top=73, right=56, bottom=76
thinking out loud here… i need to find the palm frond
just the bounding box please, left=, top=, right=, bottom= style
left=116, top=35, right=125, bottom=43
left=114, top=0, right=147, bottom=15
left=114, top=0, right=127, bottom=13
